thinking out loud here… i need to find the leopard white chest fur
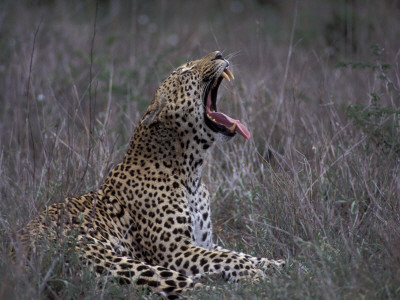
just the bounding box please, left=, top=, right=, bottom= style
left=187, top=183, right=213, bottom=249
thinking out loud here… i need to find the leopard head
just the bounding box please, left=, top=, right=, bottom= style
left=140, top=51, right=251, bottom=145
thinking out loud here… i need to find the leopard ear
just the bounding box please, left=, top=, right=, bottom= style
left=140, top=92, right=167, bottom=126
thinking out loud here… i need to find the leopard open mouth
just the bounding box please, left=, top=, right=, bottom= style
left=204, top=68, right=251, bottom=140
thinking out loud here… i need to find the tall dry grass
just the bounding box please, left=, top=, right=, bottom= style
left=1, top=1, right=399, bottom=299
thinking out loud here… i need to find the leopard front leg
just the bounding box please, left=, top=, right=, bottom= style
left=163, top=244, right=266, bottom=283
left=190, top=184, right=285, bottom=272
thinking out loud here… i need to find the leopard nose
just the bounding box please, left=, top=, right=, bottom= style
left=214, top=52, right=223, bottom=60
left=211, top=52, right=229, bottom=66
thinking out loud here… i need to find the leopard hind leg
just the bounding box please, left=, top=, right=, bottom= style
left=81, top=243, right=203, bottom=299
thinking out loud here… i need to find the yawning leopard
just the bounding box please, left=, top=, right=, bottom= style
left=13, top=51, right=285, bottom=298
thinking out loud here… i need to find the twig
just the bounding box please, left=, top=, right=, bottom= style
left=48, top=131, right=91, bottom=167
left=39, top=257, right=59, bottom=293
left=268, top=0, right=298, bottom=143
left=299, top=135, right=368, bottom=203
left=26, top=16, right=43, bottom=183
left=77, top=0, right=99, bottom=192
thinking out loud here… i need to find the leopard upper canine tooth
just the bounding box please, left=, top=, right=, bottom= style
left=221, top=71, right=230, bottom=81
left=225, top=69, right=235, bottom=80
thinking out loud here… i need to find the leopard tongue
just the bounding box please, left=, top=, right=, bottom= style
left=206, top=98, right=251, bottom=140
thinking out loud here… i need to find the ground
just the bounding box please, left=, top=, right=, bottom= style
left=0, top=1, right=399, bottom=299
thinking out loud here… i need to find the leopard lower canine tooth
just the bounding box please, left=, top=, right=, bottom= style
left=229, top=123, right=237, bottom=132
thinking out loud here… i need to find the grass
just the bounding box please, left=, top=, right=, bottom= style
left=1, top=0, right=400, bottom=299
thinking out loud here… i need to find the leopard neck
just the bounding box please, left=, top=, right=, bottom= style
left=122, top=122, right=213, bottom=195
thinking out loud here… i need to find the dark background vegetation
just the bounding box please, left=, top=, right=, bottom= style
left=1, top=0, right=399, bottom=299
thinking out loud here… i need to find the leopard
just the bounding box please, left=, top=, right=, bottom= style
left=12, top=51, right=285, bottom=298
